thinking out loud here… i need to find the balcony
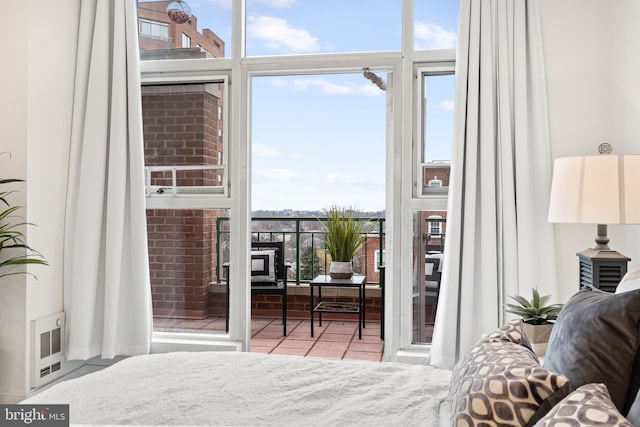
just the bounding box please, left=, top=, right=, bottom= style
left=149, top=215, right=443, bottom=352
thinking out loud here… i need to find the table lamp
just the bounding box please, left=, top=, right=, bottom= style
left=548, top=150, right=640, bottom=291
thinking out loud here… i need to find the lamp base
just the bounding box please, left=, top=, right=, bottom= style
left=577, top=247, right=631, bottom=293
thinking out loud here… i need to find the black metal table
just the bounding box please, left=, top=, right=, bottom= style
left=310, top=274, right=366, bottom=339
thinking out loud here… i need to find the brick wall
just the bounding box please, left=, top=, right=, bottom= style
left=251, top=286, right=383, bottom=322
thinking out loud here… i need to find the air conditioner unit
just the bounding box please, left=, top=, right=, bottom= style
left=31, top=312, right=65, bottom=388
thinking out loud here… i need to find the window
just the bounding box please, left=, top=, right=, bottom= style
left=142, top=78, right=229, bottom=206
left=141, top=75, right=232, bottom=336
left=246, top=0, right=401, bottom=56
left=137, top=0, right=459, bottom=359
left=182, top=33, right=191, bottom=48
left=409, top=65, right=455, bottom=346
left=137, top=1, right=230, bottom=59
left=414, top=0, right=459, bottom=51
left=418, top=69, right=455, bottom=196
left=428, top=215, right=443, bottom=236
left=139, top=18, right=169, bottom=40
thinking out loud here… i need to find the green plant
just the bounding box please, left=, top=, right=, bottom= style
left=322, top=205, right=368, bottom=262
left=505, top=288, right=563, bottom=325
left=0, top=176, right=48, bottom=279
left=299, top=246, right=323, bottom=280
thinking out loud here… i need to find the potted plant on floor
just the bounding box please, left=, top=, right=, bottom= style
left=505, top=288, right=563, bottom=357
left=0, top=173, right=48, bottom=279
left=322, top=205, right=368, bottom=280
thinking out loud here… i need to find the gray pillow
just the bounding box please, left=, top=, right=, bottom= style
left=543, top=287, right=640, bottom=413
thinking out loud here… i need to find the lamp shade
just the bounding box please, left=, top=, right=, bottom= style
left=548, top=154, right=640, bottom=224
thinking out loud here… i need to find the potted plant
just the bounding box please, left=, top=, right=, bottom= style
left=0, top=176, right=48, bottom=279
left=505, top=288, right=563, bottom=357
left=322, top=205, right=368, bottom=280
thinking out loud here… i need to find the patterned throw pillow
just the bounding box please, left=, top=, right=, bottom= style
left=449, top=321, right=570, bottom=427
left=534, top=383, right=633, bottom=427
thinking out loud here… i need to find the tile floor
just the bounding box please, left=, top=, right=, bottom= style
left=154, top=317, right=384, bottom=361
left=251, top=318, right=384, bottom=361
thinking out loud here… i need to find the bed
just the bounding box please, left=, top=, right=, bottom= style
left=23, top=351, right=452, bottom=426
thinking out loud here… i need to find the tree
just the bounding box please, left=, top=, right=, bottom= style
left=299, top=246, right=323, bottom=280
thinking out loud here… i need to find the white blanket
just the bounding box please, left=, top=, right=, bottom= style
left=24, top=351, right=452, bottom=426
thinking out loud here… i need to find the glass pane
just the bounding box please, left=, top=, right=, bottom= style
left=142, top=82, right=226, bottom=195
left=137, top=1, right=230, bottom=59
left=414, top=0, right=459, bottom=50
left=251, top=73, right=386, bottom=211
left=246, top=0, right=401, bottom=56
left=422, top=73, right=454, bottom=195
left=148, top=208, right=230, bottom=333
left=412, top=210, right=446, bottom=344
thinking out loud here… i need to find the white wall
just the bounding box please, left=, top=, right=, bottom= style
left=613, top=1, right=640, bottom=272
left=26, top=2, right=77, bottom=320
left=541, top=0, right=640, bottom=303
left=0, top=1, right=29, bottom=404
left=0, top=0, right=78, bottom=402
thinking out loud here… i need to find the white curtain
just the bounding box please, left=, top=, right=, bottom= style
left=430, top=0, right=557, bottom=369
left=64, top=0, right=152, bottom=360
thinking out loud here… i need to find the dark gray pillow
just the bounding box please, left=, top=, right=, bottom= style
left=543, top=287, right=640, bottom=413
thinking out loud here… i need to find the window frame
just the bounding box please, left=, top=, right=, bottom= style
left=181, top=33, right=191, bottom=48
left=141, top=73, right=231, bottom=210
left=414, top=64, right=456, bottom=199
left=137, top=0, right=459, bottom=363
left=398, top=60, right=456, bottom=359
left=138, top=18, right=170, bottom=41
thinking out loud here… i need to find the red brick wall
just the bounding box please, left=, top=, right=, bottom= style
left=363, top=236, right=383, bottom=284
left=422, top=210, right=447, bottom=248
left=252, top=293, right=382, bottom=322
left=423, top=164, right=451, bottom=187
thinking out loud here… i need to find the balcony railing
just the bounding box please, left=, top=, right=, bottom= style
left=215, top=216, right=385, bottom=286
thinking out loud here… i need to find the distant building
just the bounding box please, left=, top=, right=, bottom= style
left=137, top=1, right=225, bottom=58
left=423, top=161, right=451, bottom=189
left=422, top=161, right=450, bottom=253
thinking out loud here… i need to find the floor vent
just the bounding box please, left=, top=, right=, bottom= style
left=31, top=312, right=65, bottom=388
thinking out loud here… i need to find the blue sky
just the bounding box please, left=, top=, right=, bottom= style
left=152, top=0, right=459, bottom=211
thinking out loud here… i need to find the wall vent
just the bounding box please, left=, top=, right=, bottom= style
left=31, top=312, right=65, bottom=388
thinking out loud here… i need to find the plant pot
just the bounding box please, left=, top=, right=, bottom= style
left=329, top=261, right=353, bottom=280
left=522, top=322, right=554, bottom=358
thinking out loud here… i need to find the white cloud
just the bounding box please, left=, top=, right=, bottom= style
left=415, top=22, right=457, bottom=50
left=247, top=15, right=319, bottom=53
left=253, top=143, right=301, bottom=159
left=439, top=100, right=455, bottom=111
left=272, top=77, right=383, bottom=96
left=254, top=168, right=302, bottom=180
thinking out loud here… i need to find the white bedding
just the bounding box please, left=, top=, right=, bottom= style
left=24, top=351, right=452, bottom=426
